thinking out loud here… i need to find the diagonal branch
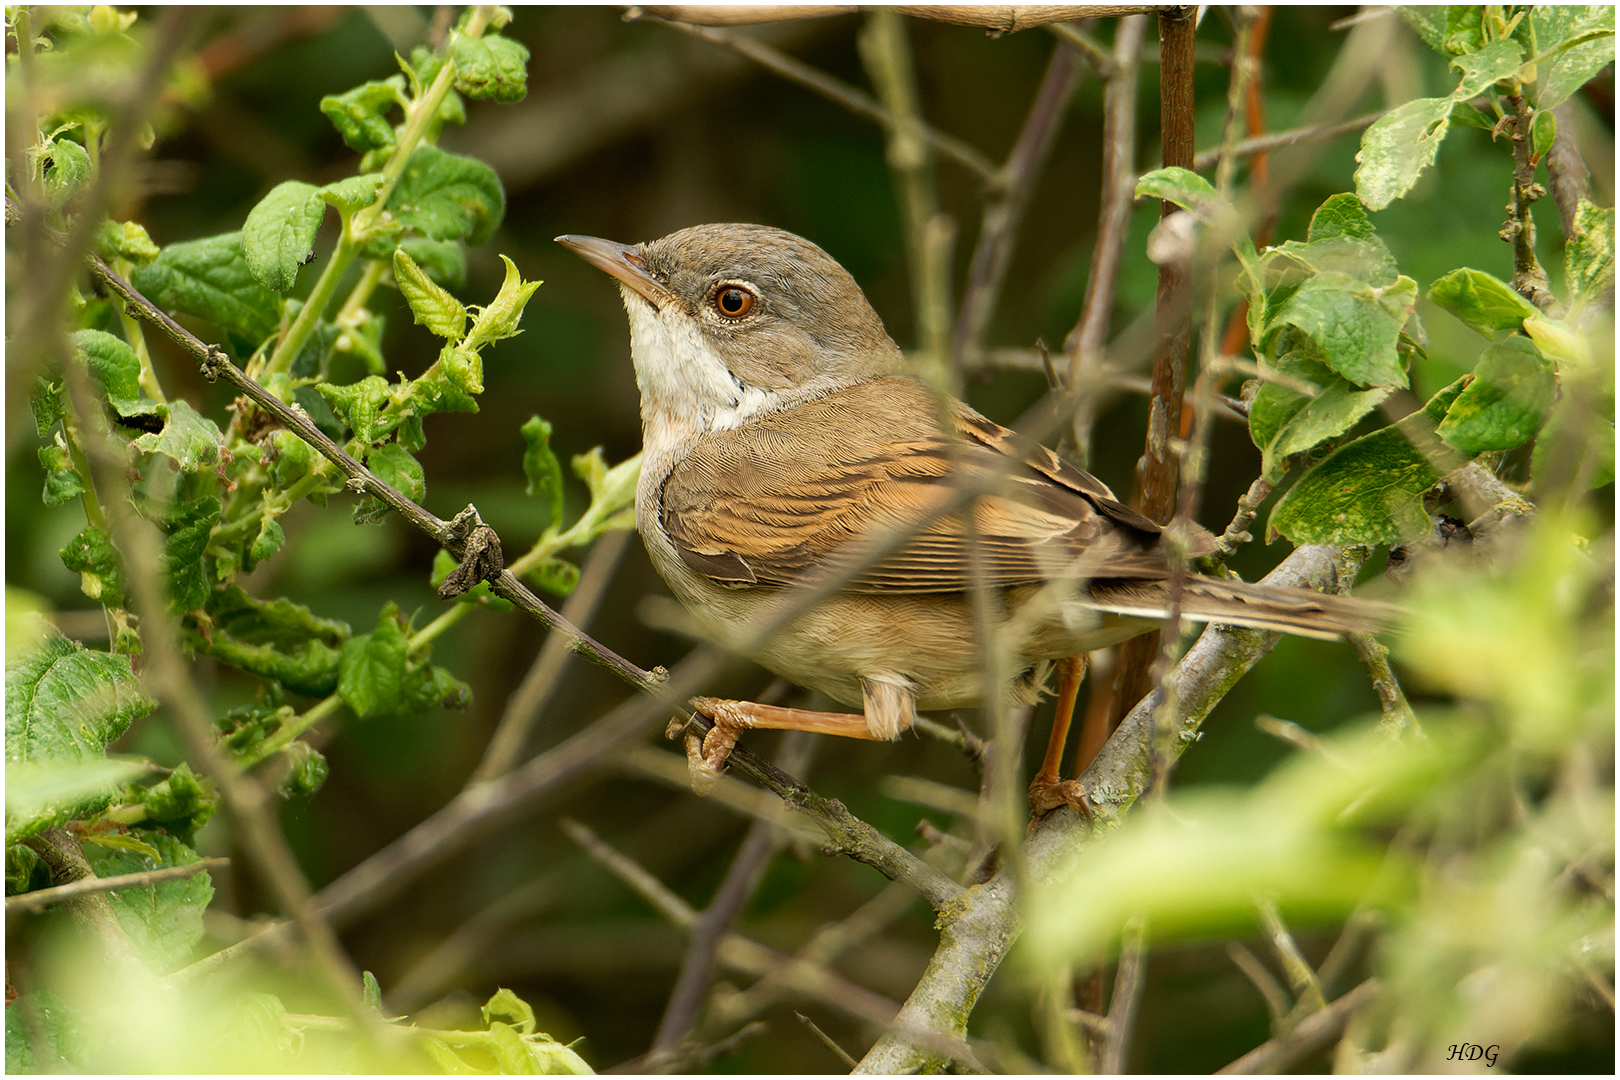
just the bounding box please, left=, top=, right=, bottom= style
left=6, top=857, right=230, bottom=916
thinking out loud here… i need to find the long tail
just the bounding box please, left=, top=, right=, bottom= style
left=1089, top=576, right=1400, bottom=640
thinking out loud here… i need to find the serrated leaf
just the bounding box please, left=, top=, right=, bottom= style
left=317, top=172, right=386, bottom=215
left=206, top=586, right=351, bottom=649
left=317, top=374, right=393, bottom=446
left=394, top=247, right=467, bottom=339
left=1565, top=199, right=1615, bottom=313
left=1354, top=97, right=1454, bottom=211
left=1134, top=166, right=1218, bottom=213
left=38, top=441, right=88, bottom=507
left=5, top=992, right=88, bottom=1072
left=1268, top=379, right=1470, bottom=546
left=130, top=231, right=282, bottom=347
left=59, top=525, right=126, bottom=607
left=162, top=496, right=221, bottom=613
left=1450, top=38, right=1526, bottom=96
left=1306, top=193, right=1375, bottom=242
left=32, top=375, right=68, bottom=437
left=320, top=78, right=404, bottom=154
left=401, top=663, right=473, bottom=714
left=1266, top=272, right=1415, bottom=388
left=5, top=627, right=156, bottom=766
left=95, top=219, right=161, bottom=264
left=42, top=135, right=90, bottom=204
left=464, top=255, right=541, bottom=350
left=246, top=515, right=286, bottom=570
left=398, top=236, right=467, bottom=290
left=1448, top=100, right=1497, bottom=131
left=84, top=830, right=213, bottom=974
left=521, top=415, right=566, bottom=525
left=486, top=1022, right=542, bottom=1075
left=5, top=758, right=146, bottom=846
left=132, top=399, right=225, bottom=473
left=73, top=329, right=159, bottom=420
left=483, top=988, right=537, bottom=1035
left=338, top=604, right=410, bottom=719
left=356, top=442, right=425, bottom=524
left=270, top=429, right=315, bottom=488
left=386, top=145, right=505, bottom=246
left=452, top=33, right=530, bottom=103
left=1266, top=235, right=1398, bottom=288
left=138, top=762, right=216, bottom=845
left=1437, top=338, right=1554, bottom=453
left=242, top=180, right=325, bottom=292
left=1540, top=30, right=1617, bottom=112
left=1263, top=378, right=1393, bottom=482
left=1427, top=267, right=1539, bottom=339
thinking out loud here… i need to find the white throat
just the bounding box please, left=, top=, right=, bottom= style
left=621, top=286, right=782, bottom=447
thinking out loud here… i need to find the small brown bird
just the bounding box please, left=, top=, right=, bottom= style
left=558, top=224, right=1392, bottom=798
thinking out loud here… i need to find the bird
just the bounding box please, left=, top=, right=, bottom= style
left=556, top=223, right=1395, bottom=804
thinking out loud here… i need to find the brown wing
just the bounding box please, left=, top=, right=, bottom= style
left=659, top=376, right=1169, bottom=593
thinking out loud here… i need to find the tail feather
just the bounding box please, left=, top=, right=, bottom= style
left=1089, top=577, right=1400, bottom=640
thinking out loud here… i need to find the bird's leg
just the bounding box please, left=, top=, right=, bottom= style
left=1028, top=654, right=1093, bottom=819
left=677, top=697, right=884, bottom=794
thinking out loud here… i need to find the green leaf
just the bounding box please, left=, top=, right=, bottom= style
left=132, top=400, right=225, bottom=473
left=1305, top=193, right=1375, bottom=242
left=162, top=496, right=221, bottom=613
left=278, top=742, right=329, bottom=797
left=339, top=309, right=388, bottom=374
left=1354, top=97, right=1453, bottom=211
left=520, top=416, right=566, bottom=525
left=487, top=1023, right=543, bottom=1075
left=452, top=33, right=530, bottom=103
left=1437, top=338, right=1555, bottom=453
left=1267, top=378, right=1470, bottom=547
left=84, top=830, right=213, bottom=974
left=38, top=441, right=88, bottom=507
left=1450, top=38, right=1526, bottom=96
left=483, top=988, right=537, bottom=1035
left=5, top=992, right=88, bottom=1073
left=31, top=375, right=68, bottom=437
left=1396, top=6, right=1448, bottom=53
left=59, top=525, right=126, bottom=607
left=199, top=587, right=347, bottom=696
left=247, top=515, right=287, bottom=570
left=73, top=328, right=160, bottom=420
left=1260, top=374, right=1393, bottom=483
left=95, top=219, right=161, bottom=265
left=1448, top=100, right=1497, bottom=131
left=1529, top=108, right=1557, bottom=164
left=386, top=145, right=506, bottom=246
left=242, top=180, right=325, bottom=292
left=408, top=344, right=484, bottom=415
left=320, top=78, right=404, bottom=154
left=318, top=374, right=393, bottom=446
left=356, top=442, right=425, bottom=524
left=130, top=231, right=282, bottom=347
left=398, top=236, right=467, bottom=290
left=270, top=428, right=315, bottom=488
left=41, top=134, right=90, bottom=204
left=338, top=604, right=410, bottom=719
left=317, top=172, right=387, bottom=215
left=138, top=762, right=216, bottom=845
left=526, top=557, right=580, bottom=597
left=1565, top=199, right=1615, bottom=313
left=6, top=758, right=146, bottom=846
left=394, top=247, right=467, bottom=340
left=1540, top=30, right=1617, bottom=112
left=1426, top=267, right=1539, bottom=339
left=1133, top=166, right=1218, bottom=212
left=1264, top=235, right=1398, bottom=288
left=464, top=255, right=541, bottom=350
left=1266, top=272, right=1416, bottom=388
left=401, top=662, right=473, bottom=714
left=5, top=626, right=156, bottom=766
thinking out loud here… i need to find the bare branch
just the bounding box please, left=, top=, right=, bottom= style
left=1190, top=111, right=1383, bottom=172
left=1348, top=632, right=1419, bottom=738
left=1064, top=14, right=1147, bottom=465
left=797, top=1011, right=860, bottom=1069
left=637, top=14, right=999, bottom=183
left=1099, top=917, right=1148, bottom=1073
left=1047, top=20, right=1116, bottom=76
left=6, top=857, right=229, bottom=916
left=1217, top=979, right=1380, bottom=1074
left=632, top=6, right=1163, bottom=31
left=1227, top=941, right=1292, bottom=1025
left=1257, top=897, right=1326, bottom=1014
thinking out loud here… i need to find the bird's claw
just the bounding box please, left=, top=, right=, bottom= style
left=1028, top=775, right=1092, bottom=821
left=671, top=697, right=750, bottom=796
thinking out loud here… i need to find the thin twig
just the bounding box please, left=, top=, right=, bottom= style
left=1347, top=632, right=1419, bottom=738
left=1257, top=897, right=1327, bottom=1014
left=632, top=5, right=1162, bottom=31
left=637, top=14, right=998, bottom=183
left=469, top=528, right=632, bottom=783
left=1099, top=917, right=1148, bottom=1073
left=1210, top=477, right=1275, bottom=562
left=654, top=732, right=816, bottom=1048
left=1047, top=20, right=1116, bottom=76
left=952, top=40, right=1082, bottom=364
left=1502, top=92, right=1558, bottom=311
left=1063, top=14, right=1147, bottom=465
left=1188, top=111, right=1383, bottom=172
left=860, top=8, right=956, bottom=389
left=1216, top=979, right=1380, bottom=1074
left=797, top=1011, right=860, bottom=1069
left=6, top=857, right=229, bottom=915
left=1227, top=941, right=1292, bottom=1026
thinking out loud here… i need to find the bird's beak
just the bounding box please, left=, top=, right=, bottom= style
left=555, top=234, right=675, bottom=309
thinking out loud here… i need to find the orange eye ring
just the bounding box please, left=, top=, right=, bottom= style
left=714, top=285, right=755, bottom=319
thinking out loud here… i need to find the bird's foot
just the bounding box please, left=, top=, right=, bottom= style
left=669, top=696, right=753, bottom=795
left=1028, top=774, right=1092, bottom=823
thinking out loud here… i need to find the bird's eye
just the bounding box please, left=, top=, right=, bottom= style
left=713, top=285, right=755, bottom=319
